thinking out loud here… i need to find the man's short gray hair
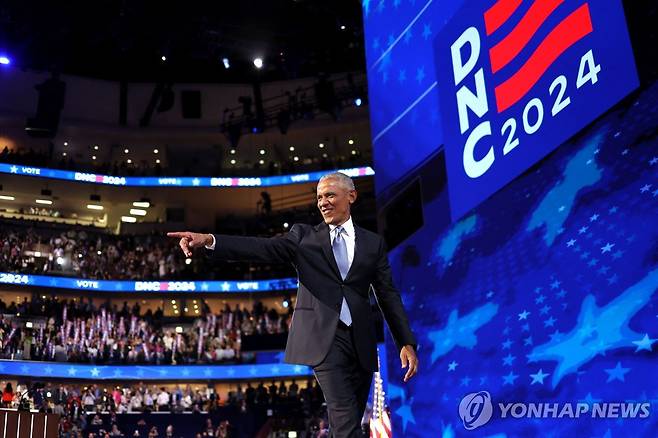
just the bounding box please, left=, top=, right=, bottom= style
left=318, top=172, right=355, bottom=191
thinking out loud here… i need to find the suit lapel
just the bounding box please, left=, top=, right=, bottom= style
left=316, top=222, right=342, bottom=280
left=345, top=225, right=363, bottom=281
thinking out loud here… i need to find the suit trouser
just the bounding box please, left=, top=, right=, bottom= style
left=313, top=320, right=374, bottom=438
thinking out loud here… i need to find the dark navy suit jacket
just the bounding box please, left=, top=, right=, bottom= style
left=209, top=221, right=417, bottom=372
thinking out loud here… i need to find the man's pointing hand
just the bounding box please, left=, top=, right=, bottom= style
left=167, top=231, right=213, bottom=257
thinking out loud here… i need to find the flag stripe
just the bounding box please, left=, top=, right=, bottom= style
left=494, top=3, right=593, bottom=112
left=484, top=0, right=523, bottom=36
left=489, top=0, right=565, bottom=73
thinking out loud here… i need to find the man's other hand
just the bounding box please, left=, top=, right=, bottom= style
left=400, top=345, right=418, bottom=383
left=167, top=231, right=212, bottom=257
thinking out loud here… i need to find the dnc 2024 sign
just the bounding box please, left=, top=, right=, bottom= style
left=435, top=0, right=639, bottom=220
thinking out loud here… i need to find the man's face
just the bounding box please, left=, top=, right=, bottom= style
left=316, top=178, right=356, bottom=225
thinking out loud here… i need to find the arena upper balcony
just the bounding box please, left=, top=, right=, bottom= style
left=0, top=65, right=372, bottom=182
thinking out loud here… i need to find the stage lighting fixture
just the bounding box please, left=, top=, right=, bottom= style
left=222, top=58, right=230, bottom=69
left=161, top=56, right=167, bottom=61
left=130, top=208, right=147, bottom=216
left=282, top=299, right=289, bottom=308
left=0, top=195, right=15, bottom=201
left=354, top=97, right=362, bottom=106
left=253, top=57, right=263, bottom=69
left=26, top=322, right=33, bottom=328
left=133, top=200, right=150, bottom=208
left=0, top=56, right=10, bottom=65
left=35, top=199, right=52, bottom=205
left=87, top=204, right=104, bottom=211
left=121, top=216, right=137, bottom=223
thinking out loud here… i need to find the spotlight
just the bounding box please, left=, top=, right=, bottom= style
left=259, top=149, right=266, bottom=155
left=93, top=145, right=99, bottom=150
left=230, top=159, right=236, bottom=165
left=253, top=57, right=263, bottom=69
left=133, top=200, right=150, bottom=208
left=121, top=216, right=137, bottom=223
left=130, top=209, right=147, bottom=216
left=161, top=56, right=167, bottom=62
left=222, top=58, right=230, bottom=69
left=0, top=56, right=10, bottom=65
left=124, top=148, right=129, bottom=154
left=348, top=139, right=354, bottom=145
left=153, top=149, right=159, bottom=154
left=282, top=299, right=289, bottom=309
left=340, top=25, right=346, bottom=30
left=283, top=222, right=289, bottom=228
left=354, top=98, right=362, bottom=107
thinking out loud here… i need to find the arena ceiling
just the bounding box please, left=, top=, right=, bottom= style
left=0, top=0, right=365, bottom=82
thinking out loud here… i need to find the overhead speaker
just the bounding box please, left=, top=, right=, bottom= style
left=181, top=90, right=202, bottom=119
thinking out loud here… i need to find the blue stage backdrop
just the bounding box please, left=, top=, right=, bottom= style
left=378, top=81, right=658, bottom=436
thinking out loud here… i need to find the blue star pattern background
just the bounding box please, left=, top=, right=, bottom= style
left=362, top=0, right=466, bottom=192
left=378, top=79, right=658, bottom=437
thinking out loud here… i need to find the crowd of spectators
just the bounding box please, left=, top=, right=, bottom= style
left=0, top=379, right=330, bottom=437
left=0, top=296, right=290, bottom=364
left=0, top=221, right=297, bottom=281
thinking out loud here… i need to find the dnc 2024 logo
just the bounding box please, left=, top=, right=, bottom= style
left=435, top=0, right=638, bottom=220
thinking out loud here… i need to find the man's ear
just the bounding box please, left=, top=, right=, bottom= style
left=349, top=190, right=357, bottom=204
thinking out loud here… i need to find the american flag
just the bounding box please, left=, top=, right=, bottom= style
left=370, top=350, right=392, bottom=438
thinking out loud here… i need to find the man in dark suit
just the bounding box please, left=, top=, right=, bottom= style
left=168, top=172, right=418, bottom=437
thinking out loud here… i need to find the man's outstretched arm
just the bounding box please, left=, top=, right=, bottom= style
left=167, top=224, right=302, bottom=264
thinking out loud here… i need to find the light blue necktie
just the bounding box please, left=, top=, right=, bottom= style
left=332, top=226, right=352, bottom=326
